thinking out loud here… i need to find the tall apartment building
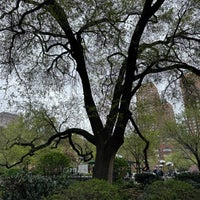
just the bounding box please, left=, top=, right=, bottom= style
left=180, top=73, right=200, bottom=108
left=180, top=73, right=200, bottom=133
left=136, top=82, right=175, bottom=161
left=159, top=100, right=175, bottom=160
left=136, top=82, right=162, bottom=131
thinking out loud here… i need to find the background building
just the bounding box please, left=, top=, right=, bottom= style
left=180, top=73, right=200, bottom=133
left=136, top=82, right=175, bottom=161
left=180, top=73, right=200, bottom=107
left=0, top=112, right=18, bottom=128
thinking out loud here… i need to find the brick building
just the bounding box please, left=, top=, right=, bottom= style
left=181, top=73, right=200, bottom=107
left=136, top=82, right=175, bottom=161
left=180, top=73, right=200, bottom=133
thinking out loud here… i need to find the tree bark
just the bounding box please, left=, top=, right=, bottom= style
left=194, top=152, right=200, bottom=172
left=92, top=134, right=123, bottom=183
left=93, top=147, right=116, bottom=183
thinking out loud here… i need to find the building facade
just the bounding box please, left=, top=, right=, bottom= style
left=180, top=73, right=200, bottom=133
left=136, top=82, right=175, bottom=161
left=0, top=112, right=18, bottom=128
left=180, top=73, right=200, bottom=108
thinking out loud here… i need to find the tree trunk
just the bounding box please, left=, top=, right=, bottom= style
left=194, top=153, right=200, bottom=172
left=93, top=145, right=117, bottom=183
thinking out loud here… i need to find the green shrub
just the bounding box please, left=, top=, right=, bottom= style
left=53, top=171, right=74, bottom=191
left=37, top=152, right=70, bottom=175
left=50, top=179, right=121, bottom=200
left=113, top=157, right=129, bottom=181
left=1, top=172, right=56, bottom=200
left=0, top=168, right=22, bottom=177
left=119, top=183, right=143, bottom=200
left=175, top=172, right=200, bottom=188
left=140, top=179, right=200, bottom=200
left=135, top=173, right=160, bottom=185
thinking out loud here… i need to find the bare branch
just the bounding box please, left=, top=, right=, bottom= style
left=134, top=63, right=200, bottom=82
left=68, top=134, right=93, bottom=162
left=128, top=110, right=150, bottom=171
left=0, top=127, right=94, bottom=168
left=78, top=18, right=109, bottom=34
left=0, top=0, right=21, bottom=19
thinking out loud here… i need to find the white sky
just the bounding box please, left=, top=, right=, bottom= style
left=156, top=82, right=184, bottom=115
left=0, top=80, right=184, bottom=117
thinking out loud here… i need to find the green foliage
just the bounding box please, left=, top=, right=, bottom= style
left=0, top=168, right=22, bottom=177
left=140, top=179, right=200, bottom=200
left=121, top=129, right=159, bottom=173
left=135, top=173, right=160, bottom=185
left=175, top=172, right=200, bottom=188
left=165, top=108, right=200, bottom=173
left=113, top=157, right=129, bottom=181
left=0, top=0, right=200, bottom=183
left=52, top=171, right=74, bottom=191
left=37, top=151, right=70, bottom=175
left=0, top=118, right=31, bottom=167
left=166, top=151, right=192, bottom=172
left=1, top=172, right=56, bottom=200
left=0, top=111, right=58, bottom=168
left=51, top=179, right=121, bottom=200
left=120, top=188, right=143, bottom=200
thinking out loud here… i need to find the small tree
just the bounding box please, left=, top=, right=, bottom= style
left=38, top=151, right=70, bottom=175
left=166, top=114, right=200, bottom=171
left=166, top=151, right=192, bottom=173
left=121, top=130, right=158, bottom=174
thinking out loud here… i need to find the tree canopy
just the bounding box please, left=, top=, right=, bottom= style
left=0, top=0, right=200, bottom=182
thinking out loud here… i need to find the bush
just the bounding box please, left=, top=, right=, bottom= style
left=175, top=172, right=200, bottom=188
left=1, top=171, right=56, bottom=200
left=140, top=179, right=200, bottom=200
left=113, top=157, right=129, bottom=181
left=53, top=171, right=74, bottom=191
left=37, top=151, right=70, bottom=176
left=50, top=179, right=121, bottom=200
left=0, top=168, right=22, bottom=177
left=135, top=173, right=160, bottom=185
left=119, top=183, right=143, bottom=200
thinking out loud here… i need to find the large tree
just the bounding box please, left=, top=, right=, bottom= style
left=0, top=0, right=200, bottom=182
